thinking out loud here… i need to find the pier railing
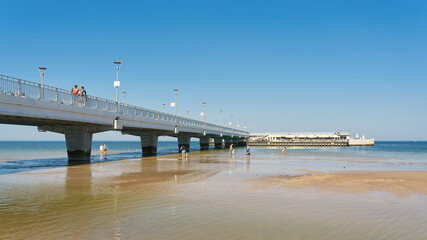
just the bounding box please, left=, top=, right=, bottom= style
left=0, top=74, right=248, bottom=136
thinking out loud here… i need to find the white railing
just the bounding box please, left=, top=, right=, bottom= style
left=0, top=74, right=249, bottom=136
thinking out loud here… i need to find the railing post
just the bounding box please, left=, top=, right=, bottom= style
left=18, top=79, right=22, bottom=96
left=55, top=88, right=58, bottom=102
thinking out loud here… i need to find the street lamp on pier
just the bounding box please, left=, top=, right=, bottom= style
left=122, top=91, right=127, bottom=104
left=201, top=102, right=206, bottom=135
left=229, top=115, right=233, bottom=137
left=113, top=61, right=122, bottom=103
left=172, top=89, right=179, bottom=133
left=38, top=67, right=47, bottom=99
left=219, top=110, right=223, bottom=137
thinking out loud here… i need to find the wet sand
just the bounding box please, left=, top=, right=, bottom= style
left=1, top=149, right=427, bottom=239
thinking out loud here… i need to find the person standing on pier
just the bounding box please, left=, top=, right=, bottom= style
left=71, top=85, right=78, bottom=106
left=230, top=144, right=234, bottom=155
left=81, top=86, right=87, bottom=106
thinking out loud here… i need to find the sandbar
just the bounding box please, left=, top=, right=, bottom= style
left=255, top=170, right=427, bottom=196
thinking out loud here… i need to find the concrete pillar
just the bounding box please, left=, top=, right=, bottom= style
left=178, top=133, right=191, bottom=153
left=213, top=137, right=223, bottom=149
left=232, top=137, right=239, bottom=147
left=238, top=138, right=247, bottom=147
left=140, top=131, right=158, bottom=156
left=65, top=126, right=93, bottom=161
left=224, top=138, right=232, bottom=148
left=199, top=136, right=210, bottom=150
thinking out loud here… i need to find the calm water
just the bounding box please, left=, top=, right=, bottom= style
left=0, top=141, right=426, bottom=239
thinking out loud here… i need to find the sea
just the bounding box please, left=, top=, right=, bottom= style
left=0, top=141, right=426, bottom=239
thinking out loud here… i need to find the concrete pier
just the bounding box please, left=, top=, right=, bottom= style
left=64, top=126, right=93, bottom=161
left=178, top=133, right=191, bottom=153
left=214, top=137, right=223, bottom=149
left=0, top=73, right=250, bottom=161
left=231, top=137, right=239, bottom=147
left=224, top=138, right=232, bottom=148
left=199, top=136, right=210, bottom=150
left=140, top=131, right=158, bottom=156
left=237, top=138, right=246, bottom=147
left=348, top=138, right=375, bottom=146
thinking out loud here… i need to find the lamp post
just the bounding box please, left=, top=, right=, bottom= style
left=202, top=102, right=206, bottom=135
left=173, top=89, right=179, bottom=133
left=173, top=89, right=179, bottom=116
left=229, top=115, right=233, bottom=137
left=237, top=118, right=241, bottom=138
left=38, top=67, right=47, bottom=100
left=162, top=104, right=166, bottom=112
left=219, top=110, right=223, bottom=137
left=122, top=91, right=127, bottom=104
left=113, top=61, right=122, bottom=103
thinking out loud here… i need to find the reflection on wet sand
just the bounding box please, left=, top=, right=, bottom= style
left=0, top=153, right=223, bottom=239
left=65, top=162, right=93, bottom=196
left=246, top=158, right=250, bottom=172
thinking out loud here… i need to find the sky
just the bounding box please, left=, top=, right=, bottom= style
left=0, top=0, right=426, bottom=141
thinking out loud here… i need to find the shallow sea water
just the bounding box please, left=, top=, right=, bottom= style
left=0, top=142, right=427, bottom=239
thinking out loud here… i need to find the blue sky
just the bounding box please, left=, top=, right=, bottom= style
left=1, top=0, right=426, bottom=141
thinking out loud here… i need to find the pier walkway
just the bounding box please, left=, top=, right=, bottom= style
left=0, top=74, right=249, bottom=160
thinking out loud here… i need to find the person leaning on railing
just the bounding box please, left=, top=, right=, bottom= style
left=71, top=85, right=78, bottom=106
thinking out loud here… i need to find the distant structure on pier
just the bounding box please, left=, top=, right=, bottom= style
left=247, top=131, right=374, bottom=147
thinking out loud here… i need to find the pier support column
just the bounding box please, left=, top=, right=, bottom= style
left=232, top=137, right=239, bottom=147
left=199, top=136, right=210, bottom=150
left=224, top=138, right=232, bottom=148
left=214, top=137, right=223, bottom=149
left=238, top=138, right=247, bottom=147
left=140, top=131, right=158, bottom=156
left=65, top=126, right=93, bottom=161
left=178, top=133, right=191, bottom=153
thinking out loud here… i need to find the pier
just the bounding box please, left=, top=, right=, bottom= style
left=0, top=74, right=249, bottom=160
